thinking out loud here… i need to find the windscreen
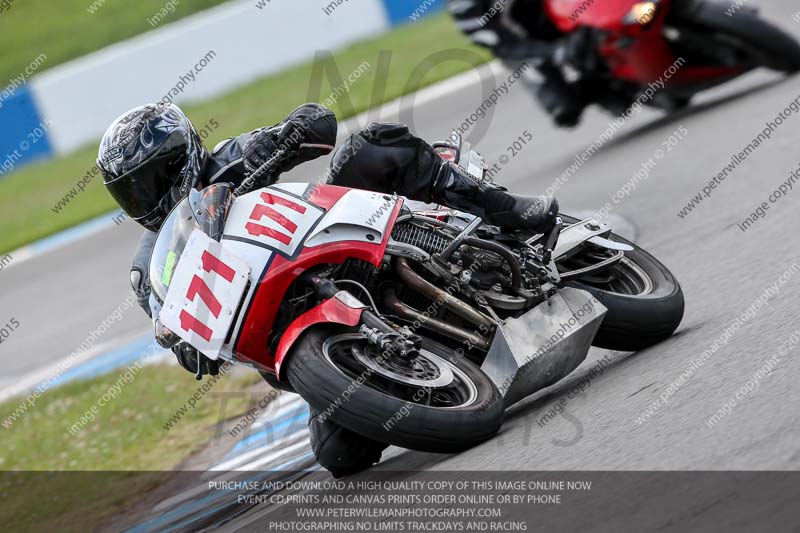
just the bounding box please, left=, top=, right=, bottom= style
left=148, top=184, right=235, bottom=304
left=148, top=198, right=197, bottom=304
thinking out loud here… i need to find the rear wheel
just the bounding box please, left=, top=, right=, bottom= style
left=285, top=326, right=504, bottom=453
left=557, top=217, right=684, bottom=352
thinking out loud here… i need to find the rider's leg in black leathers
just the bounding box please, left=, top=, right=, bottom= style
left=328, top=122, right=559, bottom=233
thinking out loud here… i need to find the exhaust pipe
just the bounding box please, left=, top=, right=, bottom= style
left=384, top=289, right=491, bottom=351
left=394, top=258, right=495, bottom=330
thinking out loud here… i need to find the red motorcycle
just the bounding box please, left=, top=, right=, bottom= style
left=544, top=0, right=800, bottom=109
left=149, top=135, right=684, bottom=454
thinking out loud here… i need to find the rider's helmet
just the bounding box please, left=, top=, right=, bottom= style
left=97, top=103, right=207, bottom=232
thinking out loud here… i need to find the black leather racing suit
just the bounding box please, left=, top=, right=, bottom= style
left=446, top=0, right=614, bottom=126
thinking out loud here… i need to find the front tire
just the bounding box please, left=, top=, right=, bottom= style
left=682, top=1, right=800, bottom=72
left=558, top=217, right=685, bottom=352
left=285, top=327, right=504, bottom=453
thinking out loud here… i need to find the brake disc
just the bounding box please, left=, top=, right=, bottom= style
left=351, top=342, right=455, bottom=388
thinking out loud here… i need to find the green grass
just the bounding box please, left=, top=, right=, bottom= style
left=0, top=364, right=262, bottom=531
left=0, top=0, right=228, bottom=84
left=0, top=13, right=491, bottom=254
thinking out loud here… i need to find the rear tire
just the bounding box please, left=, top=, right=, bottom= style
left=684, top=1, right=800, bottom=72
left=285, top=326, right=504, bottom=453
left=558, top=216, right=685, bottom=352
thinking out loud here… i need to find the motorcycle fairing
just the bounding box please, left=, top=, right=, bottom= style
left=545, top=0, right=647, bottom=33
left=218, top=183, right=403, bottom=372
left=273, top=292, right=367, bottom=378
left=544, top=0, right=746, bottom=87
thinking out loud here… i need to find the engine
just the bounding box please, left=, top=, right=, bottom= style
left=391, top=221, right=451, bottom=255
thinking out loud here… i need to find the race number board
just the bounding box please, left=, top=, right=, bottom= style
left=160, top=229, right=250, bottom=359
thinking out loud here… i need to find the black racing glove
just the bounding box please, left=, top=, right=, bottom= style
left=172, top=342, right=220, bottom=379
left=243, top=126, right=283, bottom=177
left=551, top=28, right=600, bottom=72
left=495, top=31, right=559, bottom=62
left=242, top=103, right=338, bottom=178
left=242, top=120, right=312, bottom=176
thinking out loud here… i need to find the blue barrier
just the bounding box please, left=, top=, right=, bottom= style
left=0, top=86, right=53, bottom=178
left=380, top=0, right=445, bottom=26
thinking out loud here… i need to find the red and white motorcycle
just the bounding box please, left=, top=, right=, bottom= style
left=149, top=134, right=684, bottom=452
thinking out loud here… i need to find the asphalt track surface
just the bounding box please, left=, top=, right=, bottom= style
left=3, top=1, right=800, bottom=528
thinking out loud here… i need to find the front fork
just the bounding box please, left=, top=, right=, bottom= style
left=303, top=272, right=422, bottom=359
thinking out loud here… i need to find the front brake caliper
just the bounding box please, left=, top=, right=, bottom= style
left=358, top=325, right=421, bottom=359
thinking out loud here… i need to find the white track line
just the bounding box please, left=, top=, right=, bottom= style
left=232, top=435, right=312, bottom=472
left=0, top=330, right=155, bottom=403
left=212, top=431, right=311, bottom=472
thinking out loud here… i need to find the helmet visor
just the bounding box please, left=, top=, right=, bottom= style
left=104, top=148, right=187, bottom=226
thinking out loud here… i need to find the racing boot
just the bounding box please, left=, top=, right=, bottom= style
left=308, top=408, right=389, bottom=478
left=537, top=79, right=584, bottom=127
left=433, top=163, right=559, bottom=233
left=574, top=76, right=632, bottom=118
left=534, top=64, right=586, bottom=128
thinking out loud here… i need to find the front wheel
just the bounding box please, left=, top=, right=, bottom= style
left=679, top=1, right=800, bottom=72
left=285, top=327, right=504, bottom=453
left=557, top=217, right=685, bottom=352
